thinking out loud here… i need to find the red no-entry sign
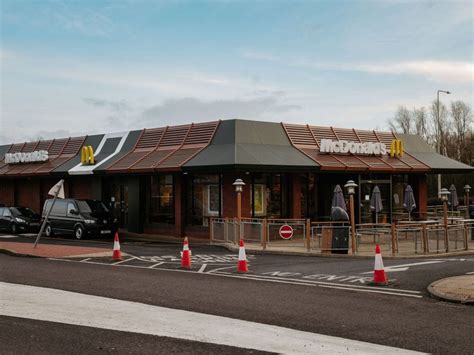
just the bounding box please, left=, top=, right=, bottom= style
left=279, top=224, right=294, bottom=240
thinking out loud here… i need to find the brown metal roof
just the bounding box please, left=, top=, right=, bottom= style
left=106, top=121, right=219, bottom=173
left=0, top=137, right=86, bottom=176
left=283, top=123, right=429, bottom=172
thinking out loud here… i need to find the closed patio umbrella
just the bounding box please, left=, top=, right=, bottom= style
left=370, top=185, right=383, bottom=224
left=403, top=185, right=416, bottom=221
left=331, top=185, right=348, bottom=221
left=448, top=184, right=459, bottom=217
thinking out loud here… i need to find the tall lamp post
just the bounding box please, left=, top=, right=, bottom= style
left=436, top=90, right=451, bottom=197
left=233, top=178, right=245, bottom=241
left=440, top=188, right=450, bottom=252
left=344, top=180, right=358, bottom=255
left=464, top=185, right=471, bottom=217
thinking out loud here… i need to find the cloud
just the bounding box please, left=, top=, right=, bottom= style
left=354, top=61, right=474, bottom=84
left=139, top=96, right=301, bottom=126
left=83, top=98, right=132, bottom=113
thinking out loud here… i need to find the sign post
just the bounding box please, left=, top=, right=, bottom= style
left=279, top=224, right=294, bottom=240
left=34, top=179, right=65, bottom=248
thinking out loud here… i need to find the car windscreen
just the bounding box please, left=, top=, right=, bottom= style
left=11, top=207, right=36, bottom=218
left=77, top=200, right=109, bottom=214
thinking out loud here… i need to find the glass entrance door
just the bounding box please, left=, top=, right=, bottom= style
left=359, top=180, right=391, bottom=224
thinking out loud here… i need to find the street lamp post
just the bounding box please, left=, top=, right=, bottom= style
left=440, top=188, right=451, bottom=252
left=436, top=90, right=451, bottom=197
left=233, top=178, right=246, bottom=241
left=344, top=180, right=358, bottom=255
left=464, top=185, right=471, bottom=217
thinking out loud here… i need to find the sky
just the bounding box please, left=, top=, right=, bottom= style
left=0, top=0, right=473, bottom=144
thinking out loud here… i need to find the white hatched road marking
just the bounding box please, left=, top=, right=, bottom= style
left=0, top=282, right=422, bottom=354
left=197, top=264, right=207, bottom=273
left=48, top=258, right=422, bottom=299
left=148, top=262, right=165, bottom=268
left=111, top=257, right=136, bottom=265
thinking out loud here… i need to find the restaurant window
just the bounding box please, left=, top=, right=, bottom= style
left=392, top=174, right=408, bottom=222
left=149, top=175, right=174, bottom=225
left=251, top=173, right=289, bottom=218
left=300, top=173, right=318, bottom=219
left=186, top=174, right=222, bottom=226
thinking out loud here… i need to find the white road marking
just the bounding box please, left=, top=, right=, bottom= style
left=0, top=282, right=422, bottom=354
left=148, top=262, right=165, bottom=269
left=362, top=261, right=446, bottom=274
left=197, top=264, right=207, bottom=273
left=111, top=257, right=136, bottom=265
left=80, top=258, right=91, bottom=262
left=466, top=271, right=474, bottom=275
left=0, top=235, right=18, bottom=239
left=47, top=258, right=422, bottom=298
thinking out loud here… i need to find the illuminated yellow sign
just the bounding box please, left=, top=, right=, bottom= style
left=390, top=139, right=404, bottom=158
left=81, top=146, right=95, bottom=165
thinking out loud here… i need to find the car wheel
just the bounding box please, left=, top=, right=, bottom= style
left=44, top=224, right=53, bottom=237
left=74, top=225, right=85, bottom=240
left=10, top=223, right=17, bottom=235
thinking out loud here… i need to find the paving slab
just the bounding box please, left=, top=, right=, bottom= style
left=0, top=241, right=116, bottom=258
left=427, top=275, right=474, bottom=304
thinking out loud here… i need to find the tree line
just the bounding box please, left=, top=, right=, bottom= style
left=387, top=100, right=473, bottom=166
left=387, top=99, right=473, bottom=202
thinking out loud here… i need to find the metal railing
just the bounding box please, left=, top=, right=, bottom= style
left=209, top=217, right=474, bottom=255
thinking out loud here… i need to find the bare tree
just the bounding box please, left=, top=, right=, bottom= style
left=430, top=100, right=449, bottom=155
left=388, top=106, right=413, bottom=134
left=450, top=101, right=472, bottom=161
left=412, top=107, right=429, bottom=141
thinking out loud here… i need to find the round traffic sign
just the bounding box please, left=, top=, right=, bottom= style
left=279, top=224, right=294, bottom=240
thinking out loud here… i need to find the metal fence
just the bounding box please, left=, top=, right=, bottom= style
left=210, top=217, right=474, bottom=256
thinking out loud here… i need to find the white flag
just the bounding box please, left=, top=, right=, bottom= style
left=48, top=179, right=65, bottom=199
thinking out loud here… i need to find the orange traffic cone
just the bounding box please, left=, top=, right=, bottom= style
left=112, top=232, right=122, bottom=261
left=237, top=239, right=248, bottom=273
left=181, top=237, right=191, bottom=269
left=372, top=244, right=388, bottom=285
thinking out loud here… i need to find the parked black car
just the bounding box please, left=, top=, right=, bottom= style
left=0, top=206, right=41, bottom=234
left=42, top=199, right=117, bottom=239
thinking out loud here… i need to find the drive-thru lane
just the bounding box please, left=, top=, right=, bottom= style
left=1, top=253, right=473, bottom=354
left=2, top=233, right=474, bottom=298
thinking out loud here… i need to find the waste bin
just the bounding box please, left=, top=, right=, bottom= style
left=331, top=207, right=350, bottom=254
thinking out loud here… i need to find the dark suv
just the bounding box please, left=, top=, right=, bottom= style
left=42, top=199, right=117, bottom=239
left=0, top=206, right=41, bottom=234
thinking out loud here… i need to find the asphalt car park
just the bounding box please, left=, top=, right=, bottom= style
left=3, top=232, right=474, bottom=301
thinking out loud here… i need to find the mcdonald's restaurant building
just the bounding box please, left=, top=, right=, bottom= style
left=0, top=119, right=472, bottom=239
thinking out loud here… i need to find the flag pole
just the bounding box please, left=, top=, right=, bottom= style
left=34, top=179, right=64, bottom=248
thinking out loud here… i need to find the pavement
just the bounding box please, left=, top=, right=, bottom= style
left=0, top=240, right=115, bottom=258
left=427, top=275, right=474, bottom=304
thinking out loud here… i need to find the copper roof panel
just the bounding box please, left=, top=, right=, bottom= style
left=356, top=156, right=393, bottom=170
left=159, top=125, right=191, bottom=147
left=301, top=149, right=346, bottom=169
left=157, top=147, right=202, bottom=169
left=107, top=150, right=151, bottom=171
left=310, top=126, right=337, bottom=144
left=135, top=128, right=165, bottom=150
left=333, top=155, right=369, bottom=170
left=183, top=122, right=219, bottom=145
left=34, top=155, right=74, bottom=174
left=129, top=149, right=174, bottom=171
left=9, top=143, right=24, bottom=153
left=333, top=128, right=359, bottom=142
left=48, top=139, right=69, bottom=156
left=22, top=141, right=39, bottom=153
left=283, top=124, right=317, bottom=146
left=62, top=137, right=86, bottom=155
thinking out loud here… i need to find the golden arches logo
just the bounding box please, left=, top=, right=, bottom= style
left=390, top=139, right=404, bottom=158
left=81, top=146, right=95, bottom=165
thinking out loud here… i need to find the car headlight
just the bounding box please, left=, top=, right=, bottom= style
left=15, top=218, right=26, bottom=223
left=84, top=219, right=96, bottom=224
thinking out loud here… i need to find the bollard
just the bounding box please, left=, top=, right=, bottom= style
left=390, top=223, right=396, bottom=256
left=305, top=219, right=311, bottom=252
